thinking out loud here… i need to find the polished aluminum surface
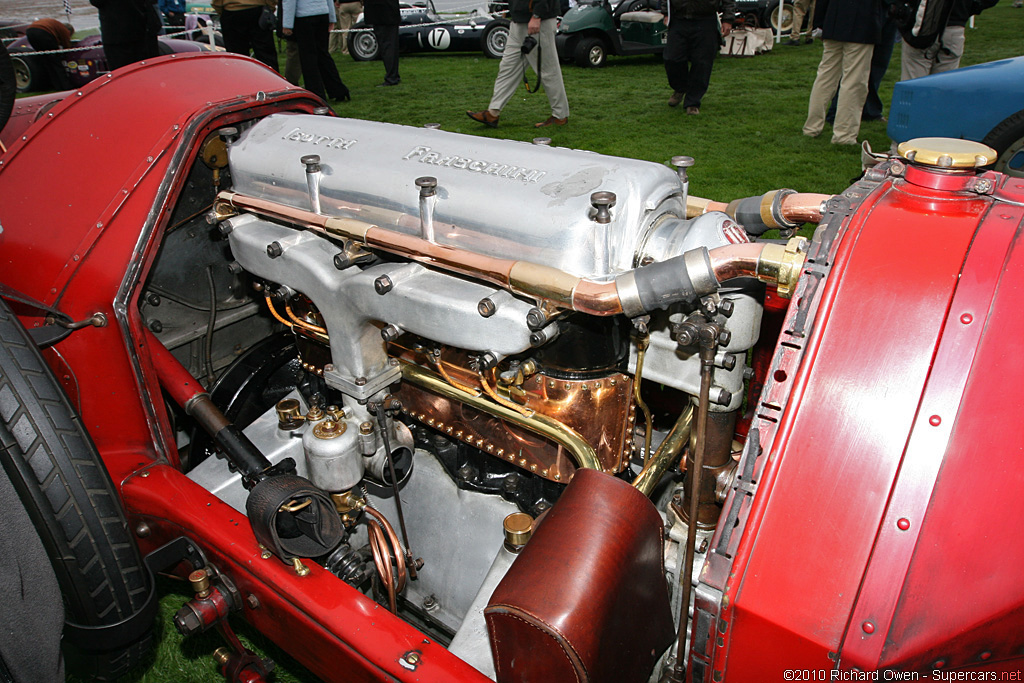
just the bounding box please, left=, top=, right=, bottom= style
left=228, top=115, right=687, bottom=279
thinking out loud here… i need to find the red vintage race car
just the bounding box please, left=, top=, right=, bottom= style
left=1, top=52, right=1023, bottom=683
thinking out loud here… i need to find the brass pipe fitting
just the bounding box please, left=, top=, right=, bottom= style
left=632, top=404, right=694, bottom=497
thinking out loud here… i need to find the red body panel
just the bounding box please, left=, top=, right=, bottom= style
left=711, top=172, right=1024, bottom=678
left=3, top=53, right=1024, bottom=683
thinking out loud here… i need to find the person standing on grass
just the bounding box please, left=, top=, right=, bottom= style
left=661, top=0, right=735, bottom=115
left=282, top=0, right=351, bottom=101
left=24, top=19, right=74, bottom=91
left=90, top=0, right=162, bottom=70
left=802, top=0, right=884, bottom=145
left=364, top=0, right=400, bottom=86
left=899, top=0, right=998, bottom=80
left=466, top=0, right=569, bottom=129
left=329, top=0, right=363, bottom=54
left=786, top=0, right=815, bottom=45
left=212, top=0, right=280, bottom=71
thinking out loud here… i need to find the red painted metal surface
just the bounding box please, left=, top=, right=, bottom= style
left=123, top=464, right=489, bottom=682
left=840, top=196, right=1024, bottom=672
left=0, top=53, right=320, bottom=474
left=702, top=168, right=1018, bottom=680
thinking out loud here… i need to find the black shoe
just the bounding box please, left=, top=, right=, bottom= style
left=785, top=38, right=801, bottom=46
left=377, top=79, right=401, bottom=87
left=333, top=90, right=351, bottom=102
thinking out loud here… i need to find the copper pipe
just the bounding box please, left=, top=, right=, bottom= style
left=401, top=363, right=602, bottom=472
left=632, top=403, right=694, bottom=497
left=218, top=191, right=805, bottom=313
left=780, top=193, right=831, bottom=225
left=363, top=505, right=407, bottom=613
left=686, top=192, right=831, bottom=225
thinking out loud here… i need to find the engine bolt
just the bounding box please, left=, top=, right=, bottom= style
left=292, top=558, right=310, bottom=577
left=374, top=275, right=394, bottom=295
left=267, top=241, right=283, bottom=259
left=135, top=522, right=151, bottom=537
left=718, top=329, right=732, bottom=347
left=148, top=319, right=163, bottom=333
left=218, top=126, right=239, bottom=144
left=301, top=154, right=321, bottom=174
left=590, top=191, right=617, bottom=224
left=246, top=593, right=260, bottom=610
left=529, top=330, right=548, bottom=347
left=355, top=377, right=367, bottom=386
left=478, top=298, right=497, bottom=318
left=526, top=308, right=547, bottom=330
left=416, top=176, right=437, bottom=198
left=381, top=324, right=401, bottom=342
left=719, top=299, right=735, bottom=317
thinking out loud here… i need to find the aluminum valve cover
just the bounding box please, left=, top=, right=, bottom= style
left=228, top=115, right=687, bottom=279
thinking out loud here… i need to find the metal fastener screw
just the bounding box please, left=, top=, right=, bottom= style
left=301, top=154, right=321, bottom=174
left=478, top=298, right=497, bottom=318
left=590, top=191, right=617, bottom=224
left=381, top=324, right=401, bottom=342
left=267, top=241, right=283, bottom=259
left=416, top=176, right=437, bottom=197
left=374, top=275, right=393, bottom=295
left=246, top=593, right=260, bottom=609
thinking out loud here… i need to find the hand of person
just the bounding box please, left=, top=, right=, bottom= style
left=662, top=12, right=668, bottom=26
left=721, top=21, right=731, bottom=37
left=329, top=22, right=335, bottom=31
left=528, top=15, right=541, bottom=34
left=283, top=27, right=292, bottom=35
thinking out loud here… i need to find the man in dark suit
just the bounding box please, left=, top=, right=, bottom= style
left=90, top=0, right=162, bottom=70
left=364, top=0, right=400, bottom=86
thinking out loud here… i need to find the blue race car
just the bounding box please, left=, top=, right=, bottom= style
left=888, top=56, right=1024, bottom=178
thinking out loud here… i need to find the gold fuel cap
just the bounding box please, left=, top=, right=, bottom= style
left=503, top=512, right=534, bottom=549
left=897, top=137, right=998, bottom=169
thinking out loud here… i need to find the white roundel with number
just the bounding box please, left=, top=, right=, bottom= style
left=427, top=27, right=452, bottom=49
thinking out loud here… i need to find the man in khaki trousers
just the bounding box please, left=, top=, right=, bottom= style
left=330, top=0, right=363, bottom=53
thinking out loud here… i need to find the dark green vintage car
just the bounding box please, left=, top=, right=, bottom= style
left=555, top=0, right=666, bottom=67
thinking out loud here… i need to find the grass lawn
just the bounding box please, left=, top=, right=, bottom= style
left=62, top=4, right=1022, bottom=681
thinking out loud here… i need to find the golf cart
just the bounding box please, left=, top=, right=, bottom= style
left=556, top=0, right=666, bottom=67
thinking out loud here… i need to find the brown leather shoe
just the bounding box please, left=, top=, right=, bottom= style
left=668, top=91, right=684, bottom=107
left=535, top=116, right=568, bottom=128
left=467, top=110, right=500, bottom=128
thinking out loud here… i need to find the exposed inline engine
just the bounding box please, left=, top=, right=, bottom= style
left=164, top=114, right=822, bottom=679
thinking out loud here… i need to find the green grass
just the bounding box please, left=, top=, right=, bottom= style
left=63, top=5, right=1023, bottom=681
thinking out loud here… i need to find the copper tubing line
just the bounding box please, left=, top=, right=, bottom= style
left=219, top=191, right=798, bottom=315
left=264, top=294, right=292, bottom=328
left=363, top=505, right=407, bottom=613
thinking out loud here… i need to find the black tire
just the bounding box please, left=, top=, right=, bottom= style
left=769, top=2, right=795, bottom=33
left=9, top=50, right=43, bottom=94
left=0, top=298, right=153, bottom=680
left=481, top=20, right=509, bottom=59
left=982, top=108, right=1024, bottom=180
left=573, top=36, right=607, bottom=68
left=348, top=23, right=379, bottom=61
left=0, top=42, right=14, bottom=134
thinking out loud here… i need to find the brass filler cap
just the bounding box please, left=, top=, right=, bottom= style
left=897, top=137, right=998, bottom=169
left=503, top=512, right=534, bottom=549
